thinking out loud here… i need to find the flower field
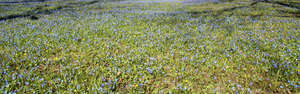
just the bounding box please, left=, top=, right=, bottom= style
left=0, top=0, right=299, bottom=93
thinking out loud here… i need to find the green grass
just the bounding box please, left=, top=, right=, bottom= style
left=0, top=0, right=299, bottom=93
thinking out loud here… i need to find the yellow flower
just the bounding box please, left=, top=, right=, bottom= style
left=185, top=80, right=189, bottom=83
left=54, top=57, right=59, bottom=61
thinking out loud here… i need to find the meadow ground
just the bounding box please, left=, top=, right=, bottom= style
left=0, top=0, right=299, bottom=93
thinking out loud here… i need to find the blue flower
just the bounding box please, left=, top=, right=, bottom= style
left=232, top=86, right=235, bottom=91
left=139, top=83, right=144, bottom=87
left=280, top=86, right=284, bottom=88
left=25, top=82, right=29, bottom=85
left=147, top=68, right=153, bottom=74
left=77, top=84, right=80, bottom=89
left=5, top=80, right=8, bottom=86
left=247, top=88, right=252, bottom=94
left=273, top=64, right=278, bottom=68
left=177, top=84, right=182, bottom=89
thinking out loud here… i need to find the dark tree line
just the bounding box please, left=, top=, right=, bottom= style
left=251, top=0, right=300, bottom=9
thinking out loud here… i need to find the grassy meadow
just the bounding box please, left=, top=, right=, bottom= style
left=0, top=0, right=299, bottom=93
